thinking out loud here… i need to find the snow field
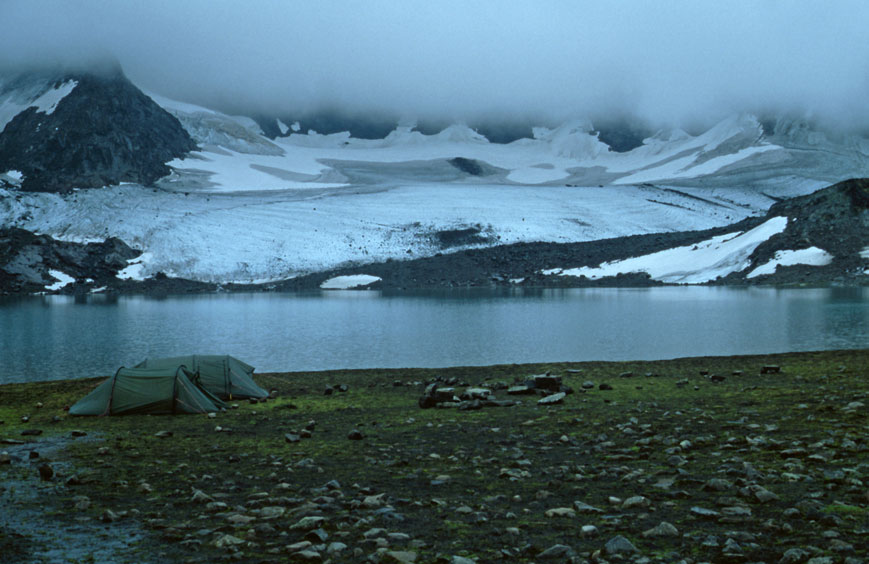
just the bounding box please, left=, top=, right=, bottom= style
left=545, top=217, right=788, bottom=284
left=747, top=247, right=833, bottom=278
left=320, top=275, right=382, bottom=289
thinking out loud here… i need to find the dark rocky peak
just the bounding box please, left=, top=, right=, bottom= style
left=757, top=178, right=869, bottom=262
left=769, top=178, right=869, bottom=218
left=0, top=63, right=196, bottom=193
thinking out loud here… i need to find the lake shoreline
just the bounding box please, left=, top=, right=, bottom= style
left=2, top=349, right=868, bottom=562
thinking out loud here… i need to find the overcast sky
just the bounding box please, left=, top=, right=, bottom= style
left=2, top=0, right=867, bottom=128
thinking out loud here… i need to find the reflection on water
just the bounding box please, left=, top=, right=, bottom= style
left=1, top=287, right=866, bottom=383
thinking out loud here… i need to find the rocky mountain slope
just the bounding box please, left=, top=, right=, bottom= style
left=0, top=227, right=139, bottom=294
left=0, top=62, right=196, bottom=192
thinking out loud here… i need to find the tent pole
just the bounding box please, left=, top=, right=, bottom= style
left=105, top=366, right=123, bottom=416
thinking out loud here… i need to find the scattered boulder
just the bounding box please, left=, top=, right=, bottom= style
left=418, top=384, right=458, bottom=408
left=537, top=392, right=565, bottom=405
left=38, top=463, right=54, bottom=481
left=642, top=521, right=679, bottom=538
left=213, top=534, right=246, bottom=549
left=604, top=535, right=638, bottom=555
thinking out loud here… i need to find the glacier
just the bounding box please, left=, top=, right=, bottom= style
left=2, top=84, right=868, bottom=284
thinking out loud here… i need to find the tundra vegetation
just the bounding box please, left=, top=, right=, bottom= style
left=1, top=350, right=868, bottom=563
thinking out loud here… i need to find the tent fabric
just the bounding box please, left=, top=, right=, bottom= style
left=70, top=365, right=226, bottom=416
left=134, top=355, right=267, bottom=400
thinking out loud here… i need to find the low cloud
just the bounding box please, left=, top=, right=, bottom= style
left=2, top=1, right=868, bottom=130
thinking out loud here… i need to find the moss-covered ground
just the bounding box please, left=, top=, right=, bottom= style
left=1, top=349, right=868, bottom=563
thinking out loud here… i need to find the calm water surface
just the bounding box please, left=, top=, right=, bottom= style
left=0, top=287, right=866, bottom=384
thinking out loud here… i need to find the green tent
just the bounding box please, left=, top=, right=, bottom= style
left=70, top=365, right=226, bottom=416
left=134, top=355, right=267, bottom=400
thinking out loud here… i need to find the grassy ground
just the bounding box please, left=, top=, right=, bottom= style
left=1, top=349, right=868, bottom=563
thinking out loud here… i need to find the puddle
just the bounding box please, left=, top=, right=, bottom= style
left=1, top=435, right=153, bottom=563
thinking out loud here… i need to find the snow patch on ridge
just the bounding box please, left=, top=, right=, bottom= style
left=747, top=247, right=833, bottom=278
left=0, top=79, right=78, bottom=130
left=320, top=274, right=381, bottom=289
left=45, top=269, right=75, bottom=291
left=31, top=80, right=78, bottom=115
left=546, top=216, right=788, bottom=284
left=117, top=252, right=153, bottom=281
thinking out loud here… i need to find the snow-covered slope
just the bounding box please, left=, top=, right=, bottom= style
left=2, top=81, right=868, bottom=283
left=148, top=110, right=863, bottom=194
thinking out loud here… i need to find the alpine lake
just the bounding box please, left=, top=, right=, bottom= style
left=1, top=286, right=868, bottom=562
left=0, top=285, right=866, bottom=384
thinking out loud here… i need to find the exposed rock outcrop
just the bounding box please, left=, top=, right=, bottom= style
left=0, top=62, right=196, bottom=193
left=0, top=228, right=139, bottom=294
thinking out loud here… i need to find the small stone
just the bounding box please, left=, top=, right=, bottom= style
left=290, top=550, right=322, bottom=562
left=598, top=383, right=613, bottom=391
left=285, top=433, right=301, bottom=443
left=213, top=533, right=245, bottom=548
left=384, top=551, right=418, bottom=563
left=779, top=548, right=811, bottom=564
left=305, top=528, right=328, bottom=543
left=690, top=506, right=720, bottom=519
left=722, top=537, right=743, bottom=554
left=581, top=381, right=595, bottom=389
left=580, top=524, right=599, bottom=537
left=259, top=506, right=285, bottom=520
left=73, top=496, right=90, bottom=510
left=604, top=535, right=638, bottom=555
left=0, top=452, right=10, bottom=464
left=154, top=430, right=172, bottom=438
left=20, top=429, right=43, bottom=436
left=703, top=478, right=733, bottom=491
left=622, top=495, right=650, bottom=509
left=749, top=485, right=779, bottom=503
left=226, top=514, right=255, bottom=526
left=538, top=544, right=575, bottom=559
left=347, top=429, right=364, bottom=440
left=642, top=521, right=679, bottom=538
left=538, top=392, right=565, bottom=405
left=362, top=493, right=387, bottom=508
left=544, top=507, right=575, bottom=518
left=70, top=430, right=87, bottom=437
left=101, top=509, right=120, bottom=523
left=290, top=516, right=326, bottom=530
left=286, top=540, right=313, bottom=553
left=574, top=500, right=604, bottom=513
left=326, top=542, right=348, bottom=554
left=38, top=463, right=54, bottom=481
left=191, top=490, right=214, bottom=503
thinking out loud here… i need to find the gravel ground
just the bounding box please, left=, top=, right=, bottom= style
left=2, top=349, right=867, bottom=563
